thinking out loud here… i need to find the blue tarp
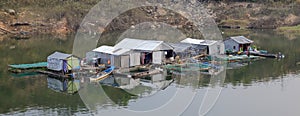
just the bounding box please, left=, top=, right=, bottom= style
left=104, top=66, right=115, bottom=73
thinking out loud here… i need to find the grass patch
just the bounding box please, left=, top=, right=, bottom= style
left=221, top=29, right=250, bottom=37
left=219, top=19, right=250, bottom=29
left=277, top=25, right=300, bottom=33
left=277, top=25, right=300, bottom=40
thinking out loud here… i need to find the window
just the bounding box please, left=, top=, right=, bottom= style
left=233, top=46, right=236, bottom=49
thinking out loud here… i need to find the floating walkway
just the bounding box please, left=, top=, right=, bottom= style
left=218, top=55, right=262, bottom=62
left=164, top=63, right=211, bottom=72
left=36, top=70, right=70, bottom=78
left=8, top=62, right=73, bottom=79
left=9, top=62, right=47, bottom=69
left=114, top=69, right=162, bottom=78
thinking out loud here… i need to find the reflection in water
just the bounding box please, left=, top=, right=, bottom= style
left=0, top=34, right=89, bottom=115
left=47, top=77, right=80, bottom=94
left=47, top=77, right=66, bottom=92
left=77, top=73, right=175, bottom=111
left=0, top=30, right=300, bottom=115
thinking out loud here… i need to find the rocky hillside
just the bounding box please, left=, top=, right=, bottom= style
left=210, top=1, right=300, bottom=29
left=0, top=0, right=300, bottom=39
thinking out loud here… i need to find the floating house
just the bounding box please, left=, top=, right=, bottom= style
left=47, top=52, right=81, bottom=73
left=87, top=45, right=131, bottom=68
left=168, top=43, right=207, bottom=58
left=180, top=38, right=225, bottom=55
left=224, top=36, right=253, bottom=52
left=114, top=38, right=174, bottom=65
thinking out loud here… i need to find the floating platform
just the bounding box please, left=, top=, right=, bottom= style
left=250, top=52, right=284, bottom=58
left=114, top=69, right=162, bottom=78
left=219, top=55, right=262, bottom=62
left=8, top=62, right=48, bottom=73
left=37, top=70, right=70, bottom=78
left=9, top=69, right=71, bottom=79
left=164, top=63, right=211, bottom=73
left=9, top=62, right=47, bottom=69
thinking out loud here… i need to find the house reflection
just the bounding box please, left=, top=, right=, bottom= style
left=47, top=77, right=80, bottom=94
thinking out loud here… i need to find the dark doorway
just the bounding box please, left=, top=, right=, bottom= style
left=165, top=50, right=174, bottom=58
left=97, top=58, right=101, bottom=65
left=145, top=52, right=152, bottom=64
left=141, top=52, right=153, bottom=65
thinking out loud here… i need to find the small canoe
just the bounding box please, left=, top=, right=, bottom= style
left=9, top=62, right=47, bottom=69
left=90, top=66, right=115, bottom=82
left=250, top=51, right=284, bottom=58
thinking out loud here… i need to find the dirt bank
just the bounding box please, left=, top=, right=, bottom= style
left=209, top=2, right=300, bottom=29
left=0, top=1, right=299, bottom=39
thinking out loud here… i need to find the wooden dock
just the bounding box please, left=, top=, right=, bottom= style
left=9, top=62, right=47, bottom=69
left=219, top=55, right=263, bottom=62
left=8, top=62, right=48, bottom=73
left=132, top=69, right=162, bottom=77
left=114, top=69, right=162, bottom=78
left=36, top=70, right=70, bottom=78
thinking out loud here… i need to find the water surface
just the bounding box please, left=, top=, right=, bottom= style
left=0, top=30, right=300, bottom=115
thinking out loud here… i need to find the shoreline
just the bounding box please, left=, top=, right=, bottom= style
left=0, top=1, right=300, bottom=39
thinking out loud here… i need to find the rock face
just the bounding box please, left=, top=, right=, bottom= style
left=284, top=14, right=300, bottom=26
left=53, top=18, right=70, bottom=35
left=1, top=1, right=300, bottom=38
left=211, top=2, right=300, bottom=29
left=5, top=9, right=16, bottom=15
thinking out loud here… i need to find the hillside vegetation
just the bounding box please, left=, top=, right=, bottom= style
left=0, top=0, right=299, bottom=38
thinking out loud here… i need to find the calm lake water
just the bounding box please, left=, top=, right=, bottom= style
left=0, top=30, right=300, bottom=116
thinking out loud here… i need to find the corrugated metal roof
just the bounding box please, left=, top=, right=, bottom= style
left=181, top=38, right=218, bottom=46
left=168, top=43, right=192, bottom=52
left=199, top=40, right=218, bottom=46
left=92, top=45, right=114, bottom=54
left=114, top=39, right=145, bottom=49
left=112, top=48, right=130, bottom=55
left=181, top=38, right=203, bottom=44
left=229, top=36, right=253, bottom=44
left=114, top=38, right=173, bottom=51
left=48, top=52, right=72, bottom=59
left=135, top=41, right=163, bottom=51
left=92, top=45, right=130, bottom=55
left=168, top=43, right=207, bottom=53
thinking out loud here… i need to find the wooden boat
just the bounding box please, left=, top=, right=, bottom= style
left=219, top=55, right=261, bottom=62
left=90, top=66, right=115, bottom=82
left=9, top=62, right=47, bottom=69
left=250, top=51, right=284, bottom=58
left=8, top=62, right=47, bottom=73
left=164, top=63, right=211, bottom=73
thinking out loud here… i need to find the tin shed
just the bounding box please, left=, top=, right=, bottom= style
left=224, top=36, right=253, bottom=52
left=168, top=43, right=207, bottom=58
left=47, top=52, right=81, bottom=72
left=91, top=45, right=131, bottom=68
left=114, top=38, right=174, bottom=65
left=181, top=38, right=225, bottom=55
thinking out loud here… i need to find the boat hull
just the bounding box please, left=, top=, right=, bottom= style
left=89, top=66, right=115, bottom=82
left=90, top=72, right=112, bottom=82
